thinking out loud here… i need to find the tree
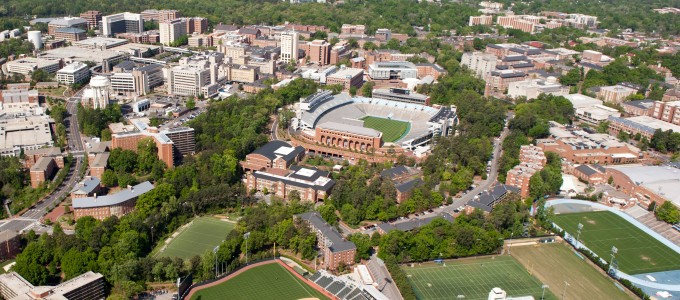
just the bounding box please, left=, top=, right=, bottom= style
left=656, top=201, right=680, bottom=224
left=186, top=97, right=196, bottom=110
left=349, top=86, right=358, bottom=96
left=136, top=138, right=159, bottom=174
left=101, top=169, right=117, bottom=187
left=361, top=81, right=375, bottom=97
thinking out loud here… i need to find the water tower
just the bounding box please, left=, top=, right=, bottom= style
left=86, top=76, right=110, bottom=109
left=27, top=31, right=42, bottom=50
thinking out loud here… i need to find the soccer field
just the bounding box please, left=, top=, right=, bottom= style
left=511, top=243, right=633, bottom=300
left=553, top=211, right=680, bottom=274
left=402, top=256, right=556, bottom=300
left=158, top=217, right=235, bottom=260
left=361, top=116, right=410, bottom=142
left=190, top=263, right=328, bottom=300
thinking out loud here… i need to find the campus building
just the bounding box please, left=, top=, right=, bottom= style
left=101, top=12, right=143, bottom=36
left=368, top=61, right=418, bottom=80
left=0, top=271, right=104, bottom=300
left=240, top=140, right=304, bottom=172
left=280, top=31, right=299, bottom=63
left=73, top=181, right=154, bottom=220
left=56, top=62, right=90, bottom=85
left=79, top=11, right=102, bottom=29
left=110, top=122, right=195, bottom=167
left=0, top=89, right=39, bottom=113
left=303, top=40, right=331, bottom=65
left=325, top=67, right=364, bottom=90
left=505, top=145, right=546, bottom=198
left=245, top=165, right=334, bottom=202
left=70, top=176, right=102, bottom=199
left=372, top=88, right=430, bottom=105
left=6, top=57, right=62, bottom=75
left=47, top=17, right=88, bottom=35
left=380, top=165, right=422, bottom=203
left=295, top=211, right=356, bottom=270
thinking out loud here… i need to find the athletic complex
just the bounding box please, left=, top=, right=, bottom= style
left=291, top=90, right=457, bottom=162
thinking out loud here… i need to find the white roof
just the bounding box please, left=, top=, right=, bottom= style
left=564, top=93, right=602, bottom=109
left=609, top=165, right=680, bottom=206
left=274, top=146, right=295, bottom=156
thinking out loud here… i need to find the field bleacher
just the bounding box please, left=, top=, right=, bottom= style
left=309, top=270, right=373, bottom=300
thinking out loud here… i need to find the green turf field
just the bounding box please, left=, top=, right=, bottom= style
left=190, top=263, right=329, bottom=300
left=158, top=217, right=235, bottom=260
left=553, top=211, right=680, bottom=274
left=361, top=116, right=410, bottom=142
left=402, top=255, right=556, bottom=300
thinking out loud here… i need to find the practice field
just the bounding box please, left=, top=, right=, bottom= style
left=402, top=255, right=556, bottom=300
left=553, top=211, right=680, bottom=274
left=158, top=217, right=235, bottom=260
left=511, top=242, right=633, bottom=300
left=361, top=116, right=409, bottom=142
left=190, top=263, right=328, bottom=300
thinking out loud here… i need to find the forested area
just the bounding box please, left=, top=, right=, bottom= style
left=77, top=103, right=123, bottom=138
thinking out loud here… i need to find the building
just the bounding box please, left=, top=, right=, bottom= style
left=596, top=84, right=638, bottom=103
left=221, top=64, right=258, bottom=83
left=111, top=122, right=195, bottom=167
left=89, top=152, right=109, bottom=179
left=110, top=64, right=163, bottom=97
left=607, top=165, right=680, bottom=207
left=368, top=61, right=418, bottom=80
left=240, top=140, right=304, bottom=172
left=507, top=77, right=569, bottom=100
left=497, top=15, right=561, bottom=33
left=70, top=176, right=102, bottom=199
left=0, top=115, right=55, bottom=155
left=374, top=28, right=391, bottom=41
left=380, top=165, right=422, bottom=203
left=29, top=156, right=58, bottom=188
left=461, top=52, right=498, bottom=78
left=0, top=271, right=105, bottom=300
left=651, top=101, right=680, bottom=126
left=304, top=40, right=331, bottom=65
left=47, top=17, right=88, bottom=35
left=56, top=62, right=90, bottom=85
left=53, top=27, right=87, bottom=42
left=79, top=11, right=102, bottom=29
left=576, top=104, right=621, bottom=124
left=0, top=231, right=20, bottom=260
left=466, top=185, right=520, bottom=213
left=341, top=24, right=366, bottom=36
left=184, top=17, right=208, bottom=35
left=415, top=63, right=447, bottom=80
left=101, top=12, right=143, bottom=36
left=623, top=100, right=654, bottom=117
left=505, top=145, right=546, bottom=198
left=372, top=88, right=430, bottom=105
left=24, top=147, right=63, bottom=169
left=73, top=181, right=154, bottom=220
left=469, top=15, right=493, bottom=26
left=245, top=165, right=334, bottom=202
left=571, top=164, right=607, bottom=185
left=280, top=31, right=299, bottom=63
left=0, top=89, right=39, bottom=113
left=159, top=19, right=187, bottom=46
left=295, top=211, right=356, bottom=270
left=141, top=9, right=181, bottom=22
left=166, top=65, right=212, bottom=97
left=6, top=57, right=62, bottom=75
left=485, top=70, right=528, bottom=96
left=608, top=115, right=680, bottom=141
left=326, top=67, right=364, bottom=90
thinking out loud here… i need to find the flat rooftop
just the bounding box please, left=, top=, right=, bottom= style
left=608, top=165, right=680, bottom=206
left=73, top=37, right=128, bottom=48
left=0, top=115, right=54, bottom=149
left=42, top=46, right=126, bottom=63
left=627, top=116, right=680, bottom=133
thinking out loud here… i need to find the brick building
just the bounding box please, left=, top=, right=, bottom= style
left=380, top=166, right=422, bottom=203
left=303, top=40, right=331, bottom=65
left=240, top=140, right=305, bottom=172
left=24, top=147, right=63, bottom=169
left=29, top=157, right=58, bottom=188
left=651, top=101, right=680, bottom=125
left=245, top=165, right=334, bottom=202
left=295, top=212, right=356, bottom=270
left=316, top=122, right=382, bottom=152
left=537, top=127, right=641, bottom=165
left=505, top=145, right=546, bottom=198
left=571, top=164, right=607, bottom=185
left=72, top=181, right=154, bottom=220
left=325, top=67, right=364, bottom=90
left=70, top=176, right=102, bottom=199
left=79, top=11, right=102, bottom=29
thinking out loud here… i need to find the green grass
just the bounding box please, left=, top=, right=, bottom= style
left=553, top=211, right=680, bottom=274
left=361, top=116, right=410, bottom=142
left=158, top=217, right=235, bottom=260
left=402, top=255, right=557, bottom=300
left=190, top=263, right=329, bottom=300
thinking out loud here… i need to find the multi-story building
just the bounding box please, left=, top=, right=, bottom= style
left=651, top=101, right=680, bottom=125
left=304, top=40, right=331, bottom=65
left=295, top=212, right=356, bottom=270
left=184, top=17, right=208, bottom=35
left=380, top=165, right=422, bottom=203
left=315, top=122, right=382, bottom=152
left=571, top=164, right=607, bottom=185
left=159, top=18, right=187, bottom=46
left=484, top=70, right=528, bottom=95
left=608, top=115, right=680, bottom=141
left=596, top=84, right=638, bottom=103
left=469, top=15, right=493, bottom=26
left=461, top=51, right=498, bottom=78
left=73, top=181, right=154, bottom=220
left=24, top=147, right=63, bottom=169
left=221, top=64, right=259, bottom=83
left=0, top=231, right=20, bottom=260
left=497, top=15, right=561, bottom=33
left=505, top=145, right=546, bottom=198
left=372, top=88, right=430, bottom=105
left=101, top=12, right=143, bottom=37
left=623, top=100, right=654, bottom=117
left=0, top=89, right=39, bottom=112
left=340, top=24, right=366, bottom=36
left=70, top=176, right=102, bottom=199
left=0, top=115, right=55, bottom=156
left=56, top=62, right=90, bottom=85
left=374, top=28, right=392, bottom=41
left=79, top=11, right=102, bottom=29
left=29, top=156, right=58, bottom=188
left=166, top=65, right=212, bottom=96
left=245, top=165, right=335, bottom=202
left=240, top=140, right=304, bottom=172
left=0, top=271, right=105, bottom=300
left=47, top=17, right=88, bottom=35
left=6, top=57, right=62, bottom=75
left=330, top=44, right=351, bottom=65
left=368, top=61, right=418, bottom=80
left=53, top=27, right=87, bottom=42
left=110, top=64, right=164, bottom=97
left=111, top=122, right=195, bottom=167
left=280, top=31, right=299, bottom=63
left=326, top=67, right=364, bottom=90
left=575, top=104, right=621, bottom=125
left=507, top=78, right=569, bottom=100
left=415, top=63, right=448, bottom=80
left=141, top=9, right=181, bottom=22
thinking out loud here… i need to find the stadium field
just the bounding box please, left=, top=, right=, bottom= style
left=190, top=262, right=328, bottom=300
left=402, top=255, right=556, bottom=300
left=511, top=242, right=633, bottom=300
left=553, top=211, right=680, bottom=274
left=158, top=217, right=235, bottom=260
left=361, top=116, right=410, bottom=142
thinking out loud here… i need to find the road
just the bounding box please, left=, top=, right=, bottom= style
left=0, top=93, right=85, bottom=232
left=271, top=115, right=279, bottom=141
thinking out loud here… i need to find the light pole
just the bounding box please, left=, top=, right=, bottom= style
left=541, top=284, right=549, bottom=300
left=562, top=281, right=570, bottom=300
left=244, top=232, right=251, bottom=265
left=609, top=246, right=618, bottom=273
left=576, top=223, right=583, bottom=247
left=213, top=245, right=219, bottom=278
left=150, top=226, right=154, bottom=245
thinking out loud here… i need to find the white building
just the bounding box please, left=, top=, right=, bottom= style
left=56, top=62, right=90, bottom=85
left=368, top=61, right=418, bottom=80
left=166, top=65, right=212, bottom=96
left=159, top=18, right=187, bottom=46
left=576, top=104, right=621, bottom=124
left=461, top=51, right=498, bottom=78
left=507, top=77, right=569, bottom=100
left=280, top=31, right=299, bottom=63
left=6, top=57, right=62, bottom=75
left=101, top=12, right=143, bottom=37
left=110, top=72, right=135, bottom=95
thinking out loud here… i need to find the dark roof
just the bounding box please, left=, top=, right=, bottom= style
left=396, top=178, right=422, bottom=193
left=214, top=24, right=239, bottom=32
left=468, top=185, right=519, bottom=212
left=253, top=167, right=335, bottom=192
left=487, top=44, right=502, bottom=49
left=593, top=164, right=606, bottom=173
left=575, top=164, right=598, bottom=176
left=512, top=62, right=534, bottom=68
left=73, top=181, right=154, bottom=208
left=114, top=60, right=135, bottom=71
left=502, top=55, right=527, bottom=62
left=238, top=28, right=261, bottom=35
left=378, top=213, right=454, bottom=233
left=251, top=140, right=304, bottom=163
left=380, top=165, right=411, bottom=179
left=70, top=176, right=100, bottom=194
left=624, top=100, right=654, bottom=110
left=580, top=62, right=603, bottom=71
left=296, top=212, right=356, bottom=252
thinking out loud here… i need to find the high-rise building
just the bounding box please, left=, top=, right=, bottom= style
left=184, top=17, right=208, bottom=35
left=166, top=65, right=212, bottom=96
left=56, top=62, right=90, bottom=85
left=280, top=31, right=299, bottom=63
left=305, top=40, right=330, bottom=65
left=141, top=9, right=181, bottom=22
left=79, top=10, right=102, bottom=29
left=101, top=12, right=143, bottom=37
left=159, top=18, right=187, bottom=46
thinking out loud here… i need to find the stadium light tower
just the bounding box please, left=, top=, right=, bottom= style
left=244, top=232, right=251, bottom=265
left=609, top=246, right=618, bottom=273
left=576, top=223, right=583, bottom=246
left=213, top=245, right=220, bottom=278
left=541, top=284, right=549, bottom=300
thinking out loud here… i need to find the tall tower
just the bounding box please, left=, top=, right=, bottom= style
left=280, top=31, right=299, bottom=63
left=88, top=76, right=110, bottom=109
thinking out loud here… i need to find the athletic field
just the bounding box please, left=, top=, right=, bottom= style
left=158, top=217, right=235, bottom=260
left=361, top=116, right=409, bottom=142
left=402, top=255, right=556, bottom=300
left=553, top=211, right=680, bottom=274
left=190, top=263, right=328, bottom=300
left=511, top=243, right=633, bottom=300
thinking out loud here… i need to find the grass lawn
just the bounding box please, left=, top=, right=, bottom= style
left=361, top=116, right=409, bottom=142
left=511, top=243, right=633, bottom=300
left=402, top=255, right=557, bottom=300
left=158, top=217, right=235, bottom=260
left=190, top=263, right=328, bottom=300
left=553, top=211, right=680, bottom=274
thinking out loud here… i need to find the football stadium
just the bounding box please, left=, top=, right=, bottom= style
left=292, top=90, right=457, bottom=162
